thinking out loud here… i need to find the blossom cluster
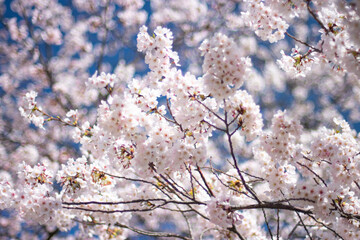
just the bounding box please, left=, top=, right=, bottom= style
left=88, top=71, right=117, bottom=89
left=226, top=90, right=263, bottom=141
left=137, top=26, right=179, bottom=79
left=277, top=46, right=319, bottom=78
left=260, top=110, right=303, bottom=164
left=206, top=196, right=244, bottom=228
left=241, top=0, right=290, bottom=42
left=18, top=91, right=45, bottom=129
left=199, top=33, right=252, bottom=100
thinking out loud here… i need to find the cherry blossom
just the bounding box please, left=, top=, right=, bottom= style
left=1, top=0, right=360, bottom=239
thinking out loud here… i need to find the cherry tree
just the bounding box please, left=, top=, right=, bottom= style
left=0, top=0, right=360, bottom=239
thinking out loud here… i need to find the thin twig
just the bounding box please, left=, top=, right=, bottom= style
left=287, top=219, right=302, bottom=239
left=224, top=108, right=261, bottom=203
left=185, top=164, right=210, bottom=200
left=276, top=209, right=280, bottom=240
left=294, top=210, right=312, bottom=240
left=228, top=225, right=245, bottom=240
left=166, top=97, right=184, bottom=131
left=104, top=172, right=172, bottom=199
left=305, top=0, right=329, bottom=34
left=193, top=97, right=224, bottom=122
left=285, top=32, right=322, bottom=53
left=296, top=161, right=327, bottom=187
left=201, top=119, right=226, bottom=132
left=261, top=208, right=274, bottom=240
left=196, top=164, right=215, bottom=197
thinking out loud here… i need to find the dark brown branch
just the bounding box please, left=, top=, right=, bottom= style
left=206, top=165, right=265, bottom=182
left=285, top=32, right=322, bottom=53
left=156, top=171, right=196, bottom=202
left=296, top=161, right=328, bottom=187
left=185, top=164, right=208, bottom=200
left=231, top=202, right=312, bottom=215
left=164, top=172, right=191, bottom=194
left=104, top=172, right=172, bottom=199
left=287, top=219, right=302, bottom=239
left=196, top=164, right=215, bottom=197
left=294, top=210, right=312, bottom=240
left=193, top=97, right=224, bottom=122
left=230, top=124, right=242, bottom=136
left=46, top=228, right=59, bottom=240
left=201, top=119, right=226, bottom=132
left=276, top=209, right=280, bottom=240
left=115, top=223, right=191, bottom=240
left=224, top=107, right=261, bottom=203
left=306, top=0, right=329, bottom=34
left=228, top=110, right=243, bottom=126
left=262, top=208, right=274, bottom=240
left=267, top=198, right=315, bottom=204
left=228, top=225, right=245, bottom=240
left=166, top=97, right=184, bottom=132
left=211, top=166, right=253, bottom=199
left=63, top=198, right=204, bottom=206
left=307, top=215, right=344, bottom=240
left=64, top=201, right=179, bottom=214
